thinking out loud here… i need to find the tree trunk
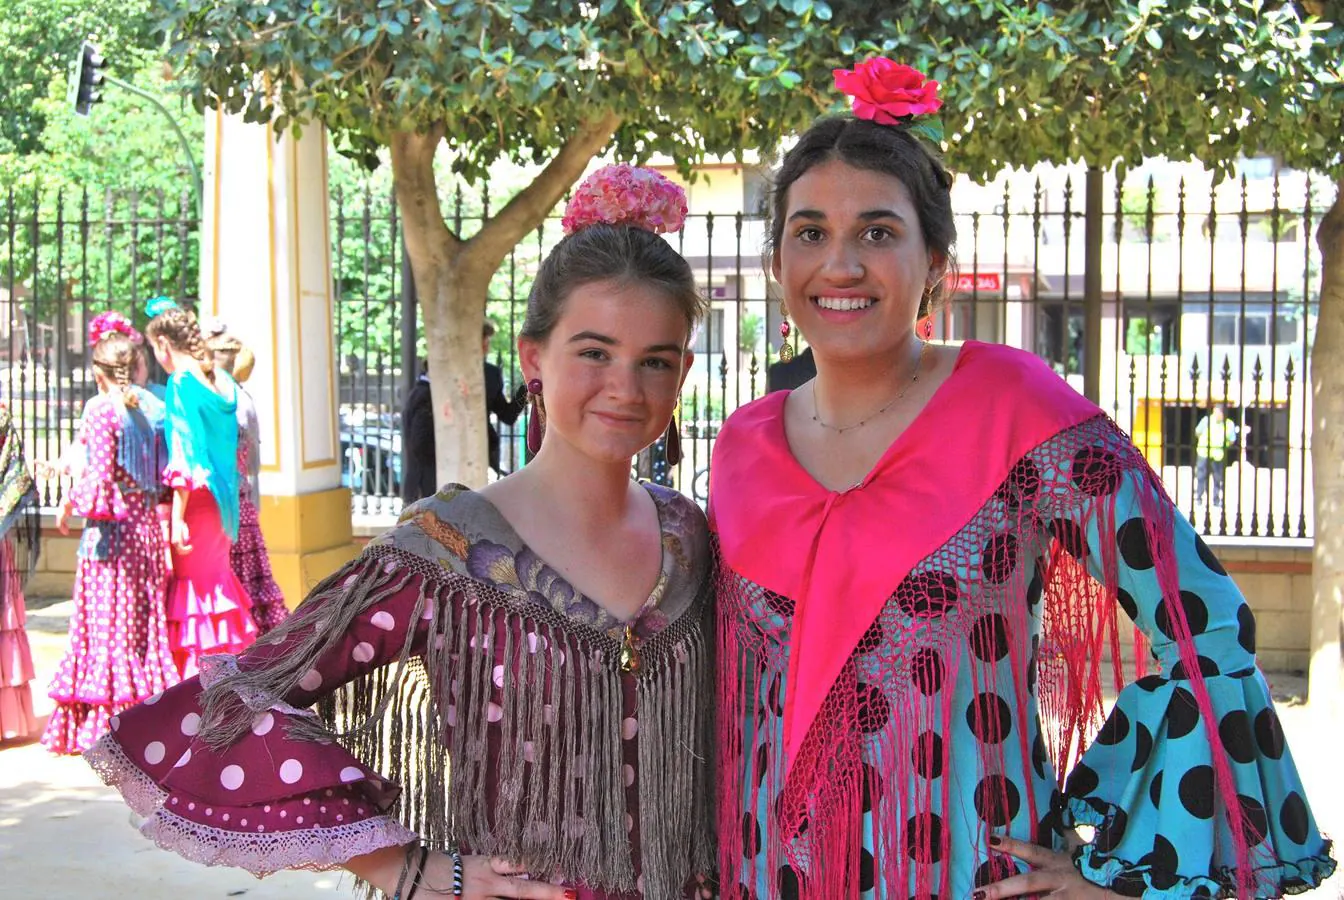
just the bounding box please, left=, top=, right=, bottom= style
left=389, top=113, right=621, bottom=489
left=1309, top=176, right=1344, bottom=711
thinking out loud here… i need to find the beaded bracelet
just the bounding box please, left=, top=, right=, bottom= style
left=450, top=850, right=464, bottom=897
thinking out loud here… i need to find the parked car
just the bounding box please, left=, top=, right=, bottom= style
left=340, top=417, right=401, bottom=497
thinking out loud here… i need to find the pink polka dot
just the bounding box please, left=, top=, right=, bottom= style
left=296, top=816, right=304, bottom=825
left=446, top=706, right=458, bottom=727
left=143, top=692, right=162, bottom=706
left=174, top=749, right=192, bottom=768
left=492, top=665, right=505, bottom=688
left=622, top=717, right=639, bottom=740
left=527, top=633, right=547, bottom=654
left=279, top=759, right=304, bottom=784
left=144, top=741, right=166, bottom=765
left=487, top=702, right=504, bottom=723
left=523, top=741, right=536, bottom=763
left=352, top=642, right=375, bottom=663
left=624, top=764, right=635, bottom=787
left=220, top=765, right=245, bottom=791
left=370, top=611, right=396, bottom=631
left=339, top=767, right=363, bottom=783
left=625, top=813, right=634, bottom=833
left=251, top=712, right=275, bottom=737
left=299, top=669, right=322, bottom=691
left=109, top=715, right=120, bottom=732
left=180, top=713, right=201, bottom=736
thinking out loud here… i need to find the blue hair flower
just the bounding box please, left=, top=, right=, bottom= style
left=144, top=296, right=178, bottom=318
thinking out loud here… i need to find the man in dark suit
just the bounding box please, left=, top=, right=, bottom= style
left=766, top=345, right=816, bottom=393
left=400, top=324, right=528, bottom=505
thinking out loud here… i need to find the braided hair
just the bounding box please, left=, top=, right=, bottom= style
left=204, top=330, right=256, bottom=384
left=90, top=332, right=141, bottom=409
left=146, top=305, right=216, bottom=384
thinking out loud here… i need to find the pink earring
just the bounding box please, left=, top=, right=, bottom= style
left=918, top=316, right=934, bottom=340
left=526, top=379, right=544, bottom=454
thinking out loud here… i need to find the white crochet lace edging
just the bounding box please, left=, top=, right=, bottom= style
left=85, top=732, right=417, bottom=877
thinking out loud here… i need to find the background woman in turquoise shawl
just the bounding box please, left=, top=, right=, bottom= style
left=146, top=300, right=257, bottom=677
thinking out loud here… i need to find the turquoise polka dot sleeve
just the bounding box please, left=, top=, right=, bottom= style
left=1062, top=470, right=1335, bottom=898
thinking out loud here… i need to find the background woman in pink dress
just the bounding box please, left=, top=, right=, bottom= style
left=206, top=323, right=288, bottom=634
left=42, top=321, right=178, bottom=754
left=145, top=300, right=257, bottom=677
left=0, top=397, right=41, bottom=744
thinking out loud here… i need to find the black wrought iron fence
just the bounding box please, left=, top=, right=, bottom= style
left=333, top=162, right=1323, bottom=539
left=1, top=162, right=1322, bottom=542
left=1, top=186, right=198, bottom=506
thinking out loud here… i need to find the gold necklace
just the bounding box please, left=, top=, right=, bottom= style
left=811, top=341, right=929, bottom=434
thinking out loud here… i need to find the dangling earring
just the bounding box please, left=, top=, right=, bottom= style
left=778, top=299, right=796, bottom=362
left=526, top=378, right=544, bottom=455
left=918, top=316, right=935, bottom=341
left=663, top=405, right=682, bottom=466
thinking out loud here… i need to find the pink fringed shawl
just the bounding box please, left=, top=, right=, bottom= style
left=709, top=341, right=1259, bottom=899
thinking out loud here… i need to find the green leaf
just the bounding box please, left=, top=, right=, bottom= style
left=1144, top=29, right=1163, bottom=49
left=777, top=70, right=802, bottom=88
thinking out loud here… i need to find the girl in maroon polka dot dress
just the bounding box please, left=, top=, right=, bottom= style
left=145, top=302, right=258, bottom=677
left=42, top=322, right=179, bottom=755
left=86, top=166, right=717, bottom=900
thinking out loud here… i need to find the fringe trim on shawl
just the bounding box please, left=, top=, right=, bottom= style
left=200, top=544, right=716, bottom=898
left=715, top=414, right=1265, bottom=900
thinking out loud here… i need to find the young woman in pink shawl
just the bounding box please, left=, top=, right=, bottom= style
left=709, top=60, right=1335, bottom=900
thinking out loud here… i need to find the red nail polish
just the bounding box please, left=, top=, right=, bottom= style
left=973, top=892, right=986, bottom=900
left=988, top=834, right=1002, bottom=846
left=564, top=891, right=578, bottom=900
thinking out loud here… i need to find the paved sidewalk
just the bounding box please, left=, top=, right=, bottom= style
left=4, top=598, right=1342, bottom=898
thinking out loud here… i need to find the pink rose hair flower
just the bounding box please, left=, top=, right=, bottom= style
left=561, top=164, right=689, bottom=236
left=833, top=58, right=942, bottom=125
left=87, top=310, right=143, bottom=348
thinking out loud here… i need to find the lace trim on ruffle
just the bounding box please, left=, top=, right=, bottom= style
left=86, top=731, right=416, bottom=877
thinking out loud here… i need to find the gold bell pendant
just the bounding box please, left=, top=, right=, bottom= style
left=619, top=624, right=643, bottom=674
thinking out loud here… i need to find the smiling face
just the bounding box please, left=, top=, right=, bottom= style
left=519, top=278, right=693, bottom=466
left=773, top=158, right=943, bottom=364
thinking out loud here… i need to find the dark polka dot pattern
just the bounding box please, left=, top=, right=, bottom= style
left=973, top=854, right=1025, bottom=888
left=909, top=647, right=945, bottom=695
left=973, top=774, right=1021, bottom=826
left=1066, top=761, right=1099, bottom=799
left=742, top=812, right=762, bottom=857
left=1237, top=604, right=1257, bottom=654
left=1116, top=517, right=1155, bottom=569
left=1166, top=687, right=1201, bottom=739
left=1050, top=518, right=1090, bottom=561
left=1194, top=535, right=1227, bottom=576
left=969, top=613, right=1010, bottom=663
left=855, top=682, right=891, bottom=734
left=966, top=692, right=1013, bottom=744
left=778, top=866, right=800, bottom=900
left=894, top=571, right=959, bottom=619
left=1096, top=707, right=1131, bottom=746
left=913, top=731, right=943, bottom=780
left=1178, top=765, right=1215, bottom=819
left=1093, top=806, right=1129, bottom=852
left=858, top=849, right=876, bottom=892
left=1238, top=795, right=1269, bottom=845
left=1070, top=444, right=1124, bottom=496
left=1131, top=722, right=1154, bottom=772
left=1154, top=591, right=1210, bottom=640
left=904, top=812, right=945, bottom=863
left=981, top=534, right=1019, bottom=584
left=1255, top=707, right=1285, bottom=760
left=1170, top=655, right=1221, bottom=680
left=1218, top=710, right=1255, bottom=765
left=861, top=764, right=882, bottom=814
left=1117, top=587, right=1139, bottom=623
left=1280, top=791, right=1309, bottom=845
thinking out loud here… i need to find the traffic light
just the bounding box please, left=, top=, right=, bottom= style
left=72, top=41, right=106, bottom=116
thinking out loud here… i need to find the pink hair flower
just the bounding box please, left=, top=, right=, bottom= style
left=833, top=58, right=942, bottom=125
left=562, top=164, right=689, bottom=236
left=87, top=311, right=143, bottom=348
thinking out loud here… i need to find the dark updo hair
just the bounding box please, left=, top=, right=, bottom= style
left=766, top=117, right=958, bottom=317
left=91, top=332, right=141, bottom=409
left=146, top=304, right=216, bottom=384
left=520, top=224, right=707, bottom=344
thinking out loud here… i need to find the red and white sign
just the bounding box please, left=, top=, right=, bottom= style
left=954, top=272, right=1002, bottom=293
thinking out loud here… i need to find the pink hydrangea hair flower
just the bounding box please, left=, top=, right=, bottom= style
left=87, top=310, right=143, bottom=348
left=561, top=164, right=689, bottom=236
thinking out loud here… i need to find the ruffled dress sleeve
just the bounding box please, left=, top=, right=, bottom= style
left=66, top=398, right=130, bottom=521
left=1061, top=463, right=1335, bottom=897
left=84, top=552, right=429, bottom=876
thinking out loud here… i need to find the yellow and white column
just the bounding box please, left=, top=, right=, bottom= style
left=201, top=109, right=359, bottom=607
